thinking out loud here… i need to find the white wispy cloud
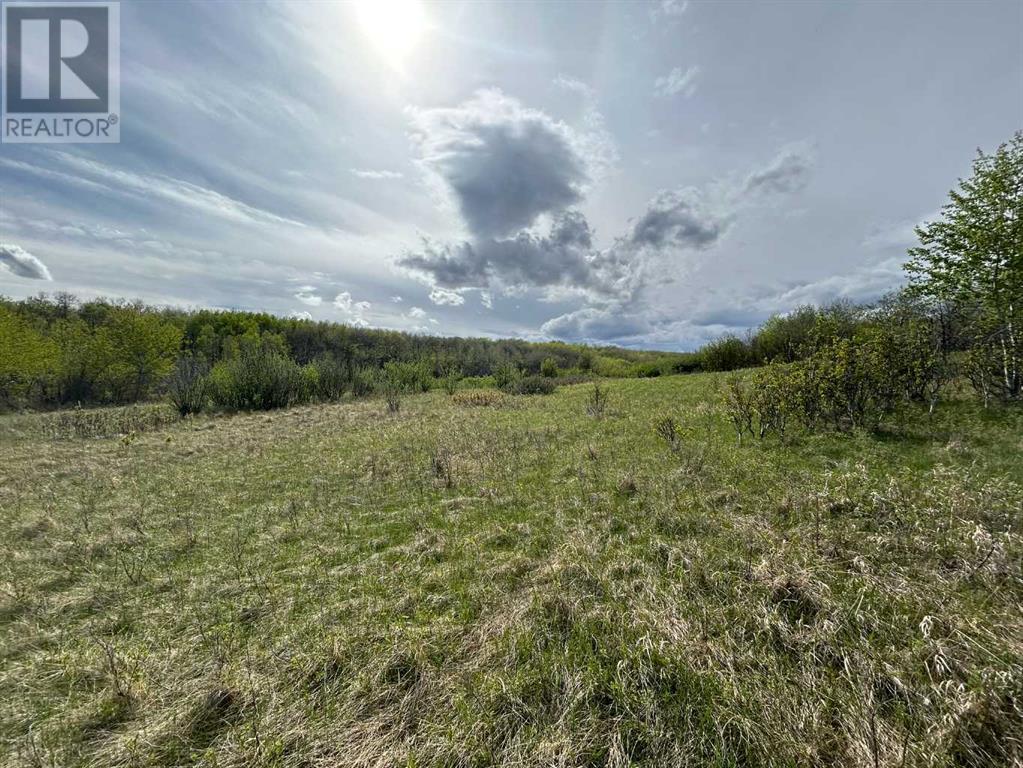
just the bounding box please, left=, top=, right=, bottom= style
left=654, top=65, right=701, bottom=98
left=351, top=169, right=404, bottom=180
left=4, top=154, right=308, bottom=229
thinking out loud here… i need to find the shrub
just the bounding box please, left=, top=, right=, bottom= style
left=380, top=362, right=407, bottom=413
left=300, top=364, right=320, bottom=402
left=441, top=363, right=461, bottom=395
left=586, top=383, right=609, bottom=416
left=671, top=354, right=703, bottom=374
left=383, top=360, right=432, bottom=394
left=493, top=362, right=521, bottom=390
left=540, top=357, right=559, bottom=378
left=312, top=354, right=350, bottom=401
left=350, top=366, right=376, bottom=398
left=452, top=389, right=506, bottom=407
left=654, top=415, right=683, bottom=452
left=701, top=336, right=753, bottom=372
left=166, top=355, right=210, bottom=416
left=634, top=362, right=662, bottom=378
left=508, top=375, right=557, bottom=395
left=209, top=341, right=307, bottom=411
left=591, top=355, right=633, bottom=378
left=723, top=376, right=755, bottom=444
left=725, top=325, right=957, bottom=441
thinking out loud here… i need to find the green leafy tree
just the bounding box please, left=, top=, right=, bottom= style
left=906, top=131, right=1023, bottom=400
left=100, top=309, right=183, bottom=401
left=700, top=335, right=752, bottom=372
left=0, top=306, right=57, bottom=407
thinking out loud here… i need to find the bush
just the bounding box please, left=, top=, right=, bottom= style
left=350, top=366, right=377, bottom=398
left=382, top=360, right=432, bottom=393
left=591, top=355, right=633, bottom=378
left=671, top=354, right=702, bottom=374
left=586, top=383, right=609, bottom=416
left=634, top=362, right=662, bottom=378
left=300, top=364, right=320, bottom=402
left=166, top=355, right=210, bottom=416
left=701, top=336, right=753, bottom=372
left=654, top=416, right=683, bottom=452
left=540, top=357, right=559, bottom=378
left=508, top=375, right=557, bottom=395
left=312, top=354, right=350, bottom=401
left=209, top=341, right=307, bottom=411
left=493, top=362, right=521, bottom=390
left=441, top=363, right=461, bottom=395
left=724, top=325, right=956, bottom=441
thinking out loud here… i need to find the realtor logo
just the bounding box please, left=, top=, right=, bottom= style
left=2, top=1, right=119, bottom=142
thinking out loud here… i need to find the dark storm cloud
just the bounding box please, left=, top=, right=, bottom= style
left=398, top=211, right=628, bottom=297
left=626, top=188, right=731, bottom=250
left=407, top=89, right=593, bottom=239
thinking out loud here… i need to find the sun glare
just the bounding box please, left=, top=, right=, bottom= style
left=353, top=0, right=428, bottom=68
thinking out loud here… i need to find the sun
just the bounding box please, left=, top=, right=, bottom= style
left=353, top=0, right=428, bottom=69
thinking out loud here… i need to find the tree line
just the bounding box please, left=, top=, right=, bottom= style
left=0, top=295, right=695, bottom=412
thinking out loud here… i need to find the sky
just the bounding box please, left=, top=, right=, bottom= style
left=1, top=0, right=1021, bottom=350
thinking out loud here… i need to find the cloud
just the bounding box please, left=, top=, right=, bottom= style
left=762, top=258, right=906, bottom=308
left=862, top=212, right=935, bottom=250
left=289, top=310, right=313, bottom=321
left=351, top=169, right=404, bottom=180
left=654, top=66, right=701, bottom=98
left=40, top=153, right=308, bottom=229
left=0, top=244, right=53, bottom=280
left=743, top=143, right=815, bottom=196
left=407, top=306, right=428, bottom=318
left=688, top=257, right=907, bottom=330
left=332, top=291, right=371, bottom=326
left=398, top=182, right=741, bottom=304
left=397, top=131, right=816, bottom=341
left=540, top=305, right=652, bottom=342
left=553, top=74, right=595, bottom=100
left=407, top=89, right=601, bottom=238
left=294, top=286, right=322, bottom=306
left=390, top=295, right=404, bottom=303
left=428, top=286, right=466, bottom=306
left=400, top=210, right=635, bottom=299
left=626, top=187, right=732, bottom=251
left=651, top=0, right=688, bottom=21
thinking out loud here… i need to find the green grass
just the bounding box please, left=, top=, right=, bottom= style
left=1, top=374, right=1021, bottom=767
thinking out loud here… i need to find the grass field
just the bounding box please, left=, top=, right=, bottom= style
left=1, top=374, right=1021, bottom=767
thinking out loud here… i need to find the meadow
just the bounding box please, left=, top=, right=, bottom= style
left=1, top=374, right=1020, bottom=767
